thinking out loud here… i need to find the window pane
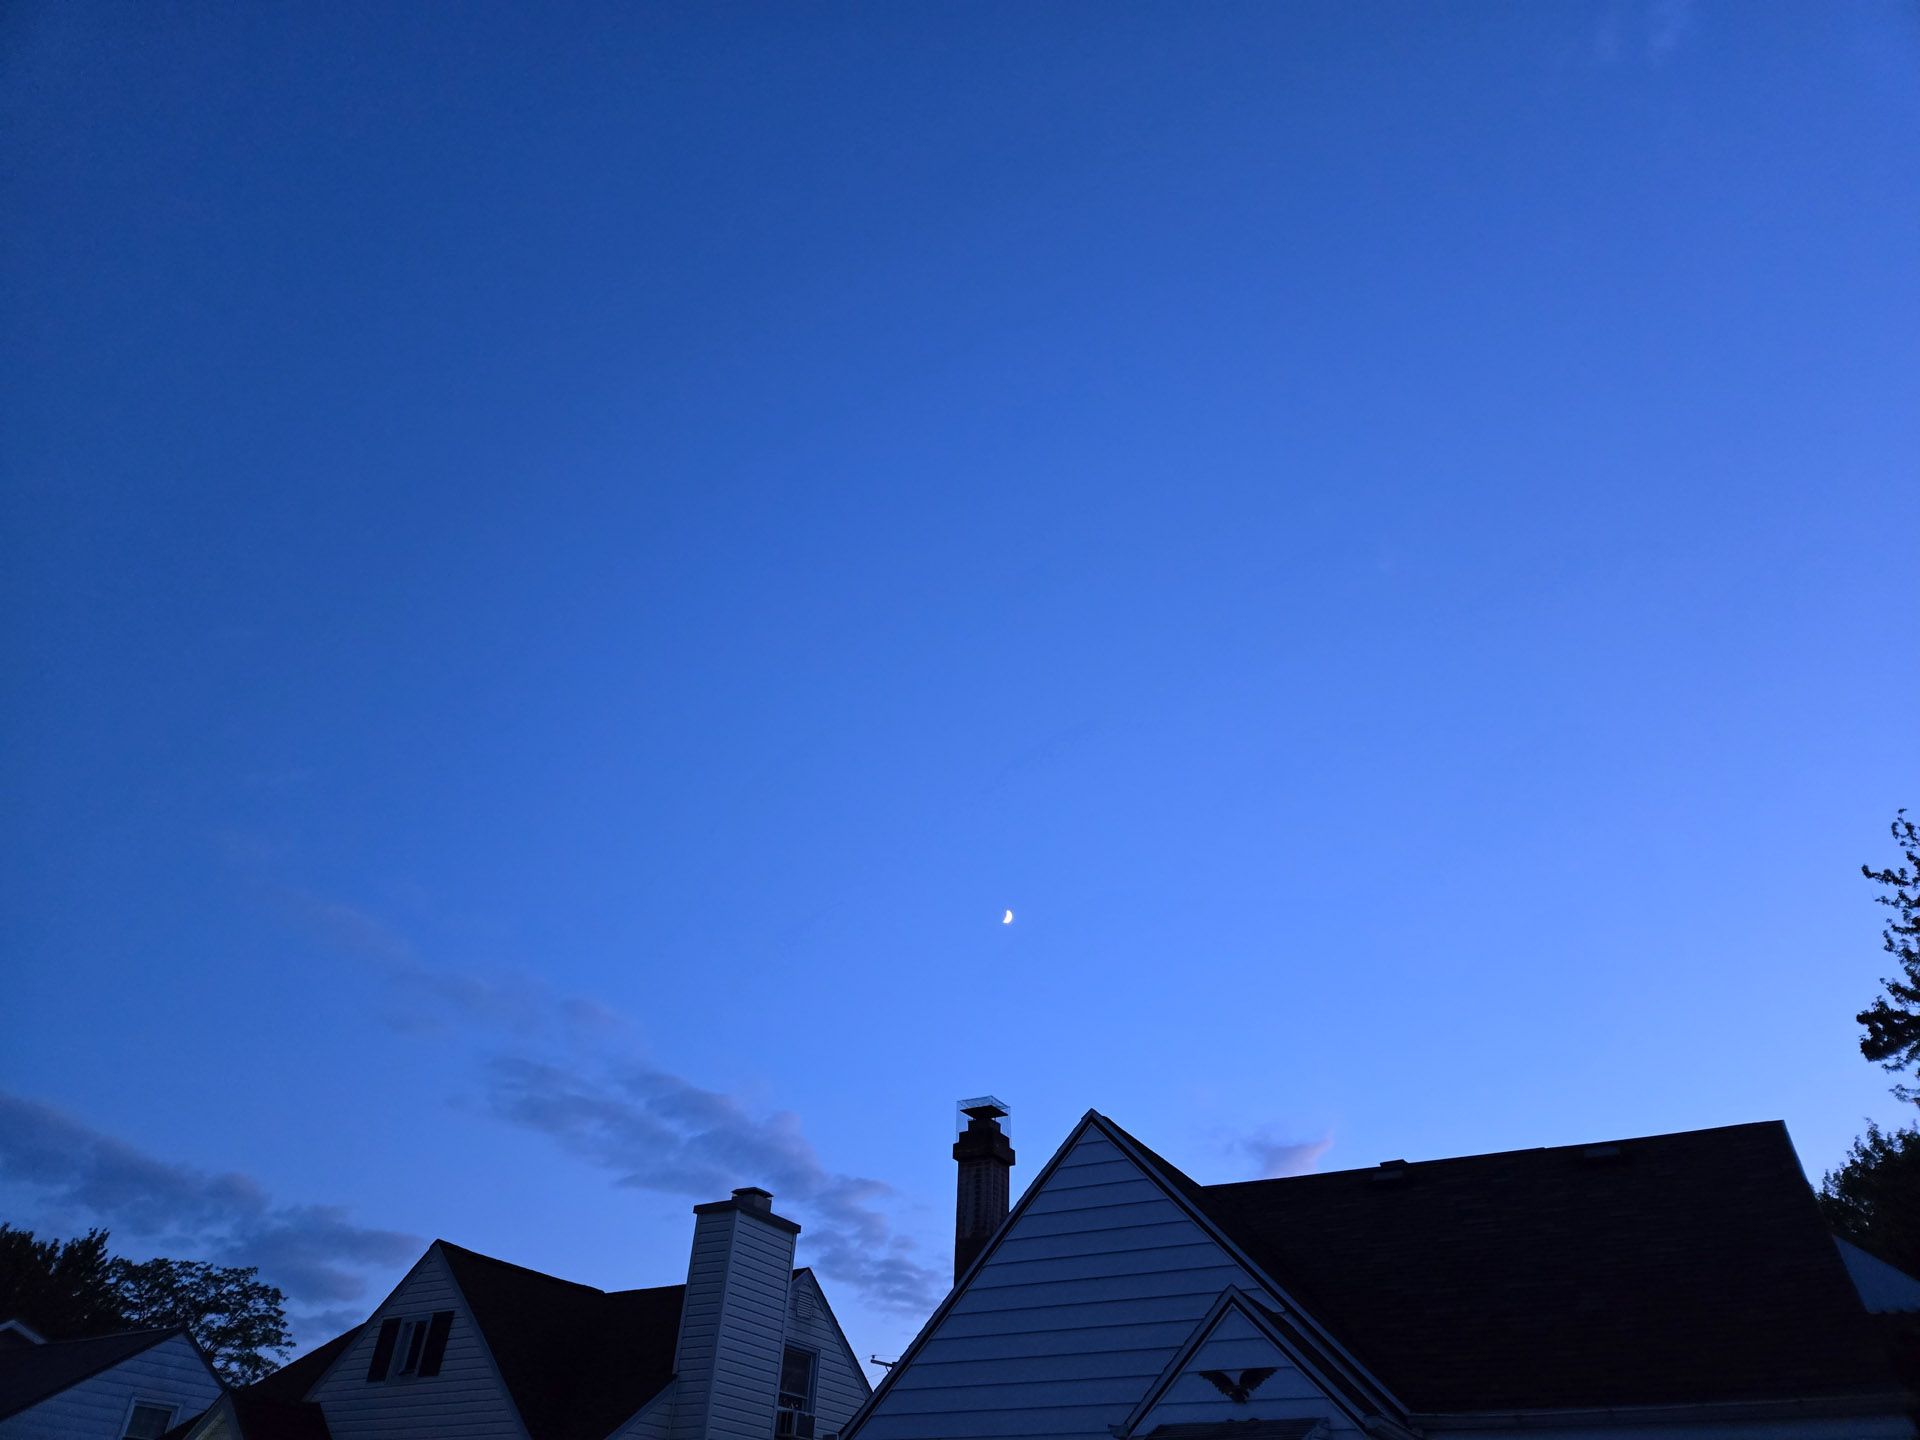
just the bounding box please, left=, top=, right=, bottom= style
left=778, top=1346, right=815, bottom=1405
left=124, top=1403, right=174, bottom=1439
left=399, top=1319, right=427, bottom=1375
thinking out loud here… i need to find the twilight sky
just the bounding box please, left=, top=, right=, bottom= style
left=3, top=0, right=1918, bottom=1371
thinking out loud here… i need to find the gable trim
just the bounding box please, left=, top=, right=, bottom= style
left=790, top=1268, right=873, bottom=1404
left=1116, top=1289, right=1380, bottom=1439
left=1088, top=1114, right=1405, bottom=1418
left=839, top=1109, right=1111, bottom=1439
left=599, top=1379, right=675, bottom=1440
left=427, top=1241, right=537, bottom=1440
left=0, top=1327, right=189, bottom=1421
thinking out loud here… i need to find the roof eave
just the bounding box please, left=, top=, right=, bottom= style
left=1408, top=1390, right=1917, bottom=1430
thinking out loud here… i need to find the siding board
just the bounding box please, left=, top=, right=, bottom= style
left=0, top=1333, right=222, bottom=1440
left=854, top=1128, right=1271, bottom=1440
left=306, top=1248, right=526, bottom=1440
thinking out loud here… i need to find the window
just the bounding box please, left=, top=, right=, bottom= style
left=775, top=1346, right=817, bottom=1439
left=122, top=1401, right=175, bottom=1440
left=366, top=1311, right=454, bottom=1381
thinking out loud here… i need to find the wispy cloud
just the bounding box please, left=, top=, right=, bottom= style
left=486, top=1058, right=943, bottom=1313
left=292, top=891, right=944, bottom=1315
left=1235, top=1126, right=1335, bottom=1179
left=0, top=1091, right=420, bottom=1316
left=290, top=893, right=624, bottom=1042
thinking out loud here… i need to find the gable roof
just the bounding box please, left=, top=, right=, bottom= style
left=437, top=1241, right=686, bottom=1440
left=1109, top=1115, right=1903, bottom=1414
left=251, top=1324, right=364, bottom=1402
left=1116, top=1287, right=1392, bottom=1439
left=256, top=1241, right=851, bottom=1440
left=0, top=1326, right=192, bottom=1420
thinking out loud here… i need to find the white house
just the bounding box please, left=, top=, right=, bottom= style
left=848, top=1106, right=1917, bottom=1440
left=0, top=1326, right=223, bottom=1440
left=177, top=1186, right=868, bottom=1440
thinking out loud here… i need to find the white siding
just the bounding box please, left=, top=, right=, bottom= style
left=0, top=1333, right=222, bottom=1440
left=855, top=1129, right=1266, bottom=1440
left=306, top=1246, right=526, bottom=1440
left=670, top=1209, right=797, bottom=1440
left=1129, top=1307, right=1351, bottom=1436
left=780, top=1271, right=869, bottom=1437
left=612, top=1386, right=675, bottom=1440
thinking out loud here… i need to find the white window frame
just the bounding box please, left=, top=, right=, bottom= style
left=387, top=1314, right=432, bottom=1380
left=119, top=1396, right=178, bottom=1440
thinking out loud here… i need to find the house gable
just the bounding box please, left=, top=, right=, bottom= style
left=304, top=1244, right=527, bottom=1440
left=0, top=1331, right=222, bottom=1440
left=1120, top=1293, right=1364, bottom=1440
left=850, top=1116, right=1290, bottom=1440
left=781, top=1269, right=870, bottom=1436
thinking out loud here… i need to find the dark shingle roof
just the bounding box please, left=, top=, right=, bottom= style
left=1108, top=1117, right=1904, bottom=1414
left=228, top=1393, right=335, bottom=1440
left=250, top=1325, right=364, bottom=1402
left=0, top=1327, right=185, bottom=1420
left=438, top=1242, right=685, bottom=1440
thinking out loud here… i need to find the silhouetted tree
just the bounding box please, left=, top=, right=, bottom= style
left=1819, top=1123, right=1920, bottom=1276
left=1856, top=809, right=1920, bottom=1100
left=0, top=1225, right=290, bottom=1385
left=112, top=1255, right=291, bottom=1385
left=1818, top=811, right=1920, bottom=1278
left=0, top=1225, right=124, bottom=1339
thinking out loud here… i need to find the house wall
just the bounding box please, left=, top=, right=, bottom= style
left=0, top=1333, right=222, bottom=1440
left=613, top=1387, right=674, bottom=1440
left=669, top=1208, right=796, bottom=1440
left=1129, top=1305, right=1357, bottom=1437
left=305, top=1247, right=527, bottom=1440
left=854, top=1126, right=1275, bottom=1440
left=781, top=1271, right=870, bottom=1437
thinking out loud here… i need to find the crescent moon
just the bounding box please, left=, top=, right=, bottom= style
left=1002, top=909, right=1014, bottom=924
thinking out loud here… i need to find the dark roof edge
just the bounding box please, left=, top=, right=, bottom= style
left=0, top=1327, right=192, bottom=1422
left=791, top=1268, right=873, bottom=1401
left=840, top=1109, right=1111, bottom=1439
left=691, top=1199, right=802, bottom=1235
left=1201, top=1120, right=1793, bottom=1194
left=1117, top=1290, right=1380, bottom=1438
left=1412, top=1390, right=1915, bottom=1429
left=435, top=1239, right=611, bottom=1294
left=1090, top=1111, right=1407, bottom=1418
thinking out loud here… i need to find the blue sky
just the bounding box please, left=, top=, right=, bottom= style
left=3, top=0, right=1918, bottom=1369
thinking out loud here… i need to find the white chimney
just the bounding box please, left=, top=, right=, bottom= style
left=670, top=1187, right=800, bottom=1440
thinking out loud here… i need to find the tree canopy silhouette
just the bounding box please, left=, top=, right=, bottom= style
left=1856, top=809, right=1920, bottom=1100
left=0, top=1224, right=290, bottom=1385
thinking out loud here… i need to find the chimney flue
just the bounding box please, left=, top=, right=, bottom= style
left=953, top=1097, right=1015, bottom=1283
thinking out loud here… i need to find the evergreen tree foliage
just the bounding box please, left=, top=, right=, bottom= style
left=0, top=1224, right=290, bottom=1385
left=1856, top=809, right=1920, bottom=1100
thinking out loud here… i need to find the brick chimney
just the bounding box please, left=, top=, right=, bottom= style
left=953, top=1098, right=1015, bottom=1283
left=670, top=1187, right=800, bottom=1440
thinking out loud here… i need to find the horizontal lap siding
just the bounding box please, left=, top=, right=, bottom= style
left=614, top=1389, right=674, bottom=1440
left=708, top=1217, right=794, bottom=1440
left=0, top=1334, right=222, bottom=1440
left=1133, top=1308, right=1354, bottom=1436
left=782, top=1272, right=869, bottom=1437
left=308, top=1249, right=526, bottom=1440
left=856, top=1131, right=1263, bottom=1440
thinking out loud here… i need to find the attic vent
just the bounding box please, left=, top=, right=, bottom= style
left=1580, top=1144, right=1624, bottom=1162
left=1371, top=1159, right=1409, bottom=1183
left=792, top=1283, right=815, bottom=1321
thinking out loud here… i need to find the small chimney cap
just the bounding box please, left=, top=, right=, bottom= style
left=732, top=1186, right=774, bottom=1207
left=959, top=1096, right=1010, bottom=1121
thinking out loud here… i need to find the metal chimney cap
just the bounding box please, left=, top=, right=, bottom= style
left=959, top=1096, right=1010, bottom=1121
